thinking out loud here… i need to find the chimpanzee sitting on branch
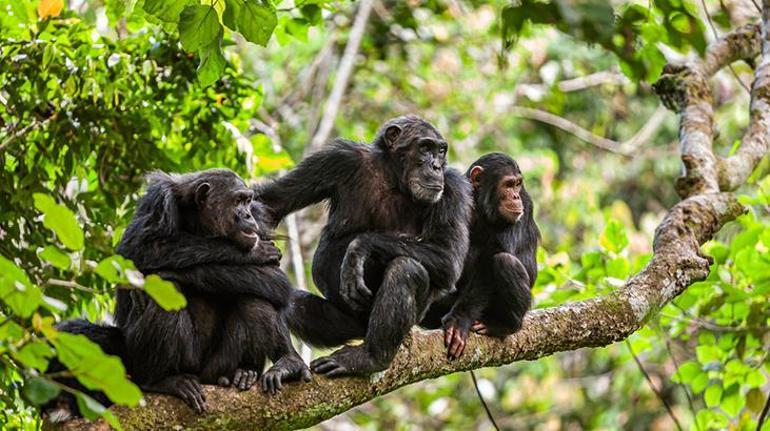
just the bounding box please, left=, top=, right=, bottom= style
left=257, top=115, right=472, bottom=377
left=422, top=153, right=540, bottom=359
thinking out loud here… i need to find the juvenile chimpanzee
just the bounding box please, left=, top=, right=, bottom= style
left=112, top=169, right=309, bottom=412
left=256, top=115, right=472, bottom=377
left=422, top=153, right=539, bottom=359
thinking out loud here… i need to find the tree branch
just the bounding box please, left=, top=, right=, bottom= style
left=307, top=0, right=375, bottom=151
left=48, top=9, right=770, bottom=431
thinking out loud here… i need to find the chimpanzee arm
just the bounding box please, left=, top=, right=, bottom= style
left=340, top=169, right=472, bottom=309
left=156, top=265, right=292, bottom=309
left=123, top=234, right=279, bottom=272
left=254, top=139, right=363, bottom=227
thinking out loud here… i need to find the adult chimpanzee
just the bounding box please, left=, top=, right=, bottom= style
left=422, top=153, right=539, bottom=359
left=256, top=115, right=472, bottom=377
left=113, top=169, right=310, bottom=412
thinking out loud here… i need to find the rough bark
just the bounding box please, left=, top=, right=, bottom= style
left=49, top=8, right=770, bottom=431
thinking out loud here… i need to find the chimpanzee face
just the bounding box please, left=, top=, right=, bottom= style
left=195, top=173, right=260, bottom=250
left=469, top=160, right=526, bottom=224
left=381, top=118, right=448, bottom=204
left=495, top=172, right=524, bottom=223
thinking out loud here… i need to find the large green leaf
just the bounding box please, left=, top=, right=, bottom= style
left=76, top=392, right=122, bottom=430
left=38, top=245, right=72, bottom=270
left=144, top=275, right=187, bottom=310
left=178, top=5, right=223, bottom=52
left=198, top=41, right=226, bottom=87
left=237, top=0, right=277, bottom=46
left=33, top=193, right=84, bottom=251
left=12, top=340, right=55, bottom=371
left=143, top=0, right=193, bottom=22
left=0, top=256, right=43, bottom=318
left=23, top=377, right=60, bottom=405
left=52, top=332, right=142, bottom=406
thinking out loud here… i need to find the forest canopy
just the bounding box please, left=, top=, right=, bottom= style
left=1, top=0, right=770, bottom=430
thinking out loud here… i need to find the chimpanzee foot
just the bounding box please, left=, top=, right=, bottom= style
left=143, top=374, right=206, bottom=413
left=232, top=369, right=260, bottom=391
left=310, top=345, right=387, bottom=377
left=471, top=320, right=520, bottom=337
left=261, top=355, right=312, bottom=395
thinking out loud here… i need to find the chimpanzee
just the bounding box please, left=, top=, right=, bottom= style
left=422, top=153, right=539, bottom=359
left=112, top=169, right=310, bottom=412
left=256, top=115, right=472, bottom=377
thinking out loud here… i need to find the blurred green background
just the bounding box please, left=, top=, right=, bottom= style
left=1, top=0, right=769, bottom=429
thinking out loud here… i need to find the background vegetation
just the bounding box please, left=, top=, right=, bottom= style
left=1, top=0, right=769, bottom=429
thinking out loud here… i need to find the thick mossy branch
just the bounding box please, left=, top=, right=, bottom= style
left=719, top=15, right=770, bottom=190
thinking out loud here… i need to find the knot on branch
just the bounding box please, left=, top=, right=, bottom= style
left=653, top=64, right=712, bottom=112
left=722, top=23, right=763, bottom=68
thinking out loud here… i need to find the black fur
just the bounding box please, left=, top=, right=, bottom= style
left=257, top=115, right=472, bottom=376
left=422, top=153, right=540, bottom=359
left=108, top=169, right=309, bottom=413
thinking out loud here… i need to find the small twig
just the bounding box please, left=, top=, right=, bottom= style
left=46, top=279, right=97, bottom=293
left=470, top=371, right=500, bottom=431
left=699, top=0, right=752, bottom=93
left=308, top=0, right=375, bottom=150
left=508, top=105, right=667, bottom=156
left=659, top=329, right=700, bottom=431
left=757, top=388, right=770, bottom=430
left=0, top=116, right=54, bottom=153
left=625, top=340, right=684, bottom=431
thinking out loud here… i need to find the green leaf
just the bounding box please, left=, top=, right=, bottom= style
left=76, top=392, right=122, bottom=429
left=747, top=388, right=766, bottom=413
left=178, top=5, right=223, bottom=52
left=94, top=255, right=137, bottom=284
left=599, top=220, right=628, bottom=254
left=690, top=372, right=709, bottom=394
left=0, top=256, right=43, bottom=318
left=39, top=246, right=72, bottom=270
left=197, top=40, right=226, bottom=87
left=721, top=385, right=745, bottom=417
left=223, top=0, right=241, bottom=30
left=33, top=193, right=84, bottom=251
left=704, top=384, right=722, bottom=407
left=143, top=275, right=187, bottom=310
left=52, top=332, right=142, bottom=406
left=237, top=0, right=277, bottom=46
left=12, top=341, right=55, bottom=371
left=673, top=361, right=702, bottom=383
left=142, top=0, right=192, bottom=22
left=23, top=377, right=61, bottom=405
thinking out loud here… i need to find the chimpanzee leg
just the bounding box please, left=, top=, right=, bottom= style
left=285, top=290, right=367, bottom=348
left=242, top=299, right=312, bottom=394
left=478, top=252, right=532, bottom=337
left=121, top=296, right=207, bottom=412
left=311, top=257, right=430, bottom=377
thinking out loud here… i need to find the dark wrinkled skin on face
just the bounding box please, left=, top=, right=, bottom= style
left=257, top=115, right=472, bottom=377
left=422, top=153, right=540, bottom=359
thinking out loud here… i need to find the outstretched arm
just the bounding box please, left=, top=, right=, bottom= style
left=156, top=265, right=292, bottom=309
left=255, top=139, right=363, bottom=227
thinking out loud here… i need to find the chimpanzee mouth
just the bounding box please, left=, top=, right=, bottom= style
left=241, top=230, right=259, bottom=239
left=418, top=182, right=444, bottom=191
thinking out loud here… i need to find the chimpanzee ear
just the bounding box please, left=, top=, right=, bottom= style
left=469, top=166, right=484, bottom=188
left=195, top=182, right=211, bottom=208
left=384, top=125, right=403, bottom=151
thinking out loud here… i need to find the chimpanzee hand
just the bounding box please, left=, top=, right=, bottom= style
left=260, top=355, right=312, bottom=395
left=252, top=241, right=282, bottom=266
left=442, top=313, right=472, bottom=360
left=339, top=238, right=372, bottom=310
